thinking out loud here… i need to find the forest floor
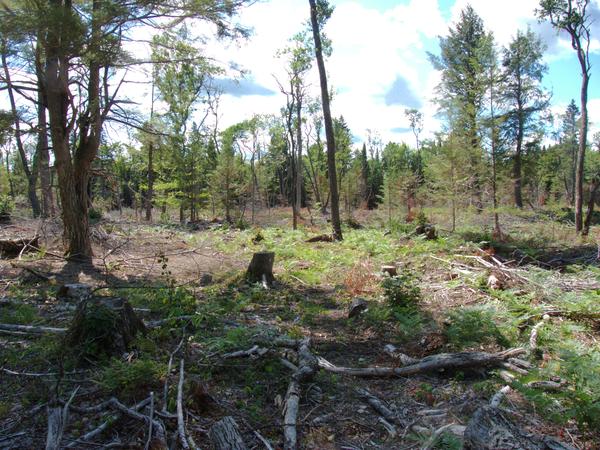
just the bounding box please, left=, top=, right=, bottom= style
left=1, top=207, right=600, bottom=449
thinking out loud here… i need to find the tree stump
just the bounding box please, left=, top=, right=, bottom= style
left=464, top=405, right=575, bottom=450
left=415, top=224, right=437, bottom=240
left=348, top=297, right=368, bottom=318
left=246, top=252, right=275, bottom=286
left=381, top=265, right=397, bottom=277
left=66, top=297, right=146, bottom=359
left=57, top=283, right=92, bottom=301
left=209, top=416, right=247, bottom=450
left=0, top=235, right=39, bottom=257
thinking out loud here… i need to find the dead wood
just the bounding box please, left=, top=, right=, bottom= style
left=305, top=234, right=334, bottom=243
left=348, top=297, right=368, bottom=318
left=464, top=405, right=576, bottom=450
left=246, top=251, right=275, bottom=286
left=0, top=235, right=39, bottom=257
left=355, top=388, right=398, bottom=423
left=65, top=296, right=146, bottom=358
left=283, top=338, right=318, bottom=450
left=45, top=387, right=78, bottom=450
left=381, top=265, right=397, bottom=277
left=317, top=348, right=526, bottom=377
left=222, top=345, right=268, bottom=359
left=177, top=359, right=190, bottom=450
left=383, top=344, right=419, bottom=365
left=109, top=398, right=167, bottom=449
left=209, top=416, right=247, bottom=450
left=0, top=323, right=67, bottom=334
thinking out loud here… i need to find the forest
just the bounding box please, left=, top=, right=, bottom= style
left=0, top=0, right=599, bottom=449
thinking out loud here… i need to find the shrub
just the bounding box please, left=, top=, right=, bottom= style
left=445, top=307, right=509, bottom=349
left=382, top=271, right=420, bottom=307
left=0, top=195, right=13, bottom=220
left=97, top=358, right=165, bottom=398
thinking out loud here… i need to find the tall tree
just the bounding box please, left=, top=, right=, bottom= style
left=1, top=37, right=41, bottom=217
left=429, top=6, right=493, bottom=211
left=4, top=0, right=251, bottom=260
left=502, top=29, right=549, bottom=208
left=537, top=0, right=592, bottom=233
left=308, top=0, right=342, bottom=240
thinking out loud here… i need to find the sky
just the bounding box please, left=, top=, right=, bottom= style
left=180, top=0, right=600, bottom=147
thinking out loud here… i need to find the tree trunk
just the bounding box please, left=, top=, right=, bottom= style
left=514, top=121, right=524, bottom=208
left=295, top=87, right=303, bottom=222
left=145, top=142, right=154, bottom=222
left=1, top=41, right=41, bottom=218
left=309, top=0, right=342, bottom=241
left=575, top=47, right=590, bottom=233
left=36, top=38, right=54, bottom=218
left=583, top=177, right=599, bottom=236
left=44, top=0, right=103, bottom=261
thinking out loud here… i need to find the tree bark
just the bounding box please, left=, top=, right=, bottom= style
left=575, top=70, right=589, bottom=233
left=44, top=0, right=100, bottom=261
left=309, top=0, right=342, bottom=241
left=1, top=40, right=41, bottom=218
left=35, top=37, right=54, bottom=218
left=583, top=177, right=599, bottom=235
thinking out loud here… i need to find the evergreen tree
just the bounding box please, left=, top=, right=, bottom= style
left=501, top=29, right=549, bottom=208
left=429, top=6, right=494, bottom=210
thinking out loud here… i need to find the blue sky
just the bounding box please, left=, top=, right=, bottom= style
left=154, top=0, right=600, bottom=145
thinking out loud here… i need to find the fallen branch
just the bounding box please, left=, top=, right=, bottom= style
left=0, top=323, right=66, bottom=334
left=283, top=338, right=318, bottom=450
left=355, top=388, right=398, bottom=423
left=46, top=386, right=79, bottom=450
left=222, top=345, right=268, bottom=359
left=317, top=348, right=526, bottom=378
left=530, top=315, right=550, bottom=351
left=490, top=385, right=511, bottom=408
left=383, top=344, right=419, bottom=366
left=177, top=359, right=190, bottom=450
left=66, top=397, right=151, bottom=448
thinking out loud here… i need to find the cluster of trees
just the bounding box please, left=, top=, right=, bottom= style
left=0, top=0, right=598, bottom=260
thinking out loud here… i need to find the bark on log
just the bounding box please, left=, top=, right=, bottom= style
left=246, top=252, right=275, bottom=286
left=305, top=234, right=334, bottom=243
left=209, top=416, right=247, bottom=450
left=0, top=235, right=39, bottom=257
left=317, top=348, right=525, bottom=377
left=464, top=405, right=576, bottom=450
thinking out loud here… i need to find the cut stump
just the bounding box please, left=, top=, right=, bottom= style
left=464, top=405, right=576, bottom=450
left=209, top=416, right=247, bottom=450
left=246, top=252, right=275, bottom=286
left=66, top=297, right=146, bottom=358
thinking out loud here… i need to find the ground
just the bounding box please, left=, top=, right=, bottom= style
left=1, top=206, right=599, bottom=449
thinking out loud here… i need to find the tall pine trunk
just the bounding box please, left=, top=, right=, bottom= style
left=1, top=41, right=41, bottom=218
left=309, top=0, right=342, bottom=240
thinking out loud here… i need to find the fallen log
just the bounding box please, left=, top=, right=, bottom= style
left=305, top=234, right=334, bottom=243
left=209, top=416, right=247, bottom=450
left=464, top=405, right=576, bottom=450
left=0, top=323, right=67, bottom=334
left=317, top=348, right=526, bottom=378
left=355, top=388, right=398, bottom=423
left=0, top=235, right=39, bottom=257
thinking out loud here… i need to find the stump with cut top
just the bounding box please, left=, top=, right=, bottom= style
left=66, top=296, right=146, bottom=359
left=246, top=251, right=275, bottom=286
